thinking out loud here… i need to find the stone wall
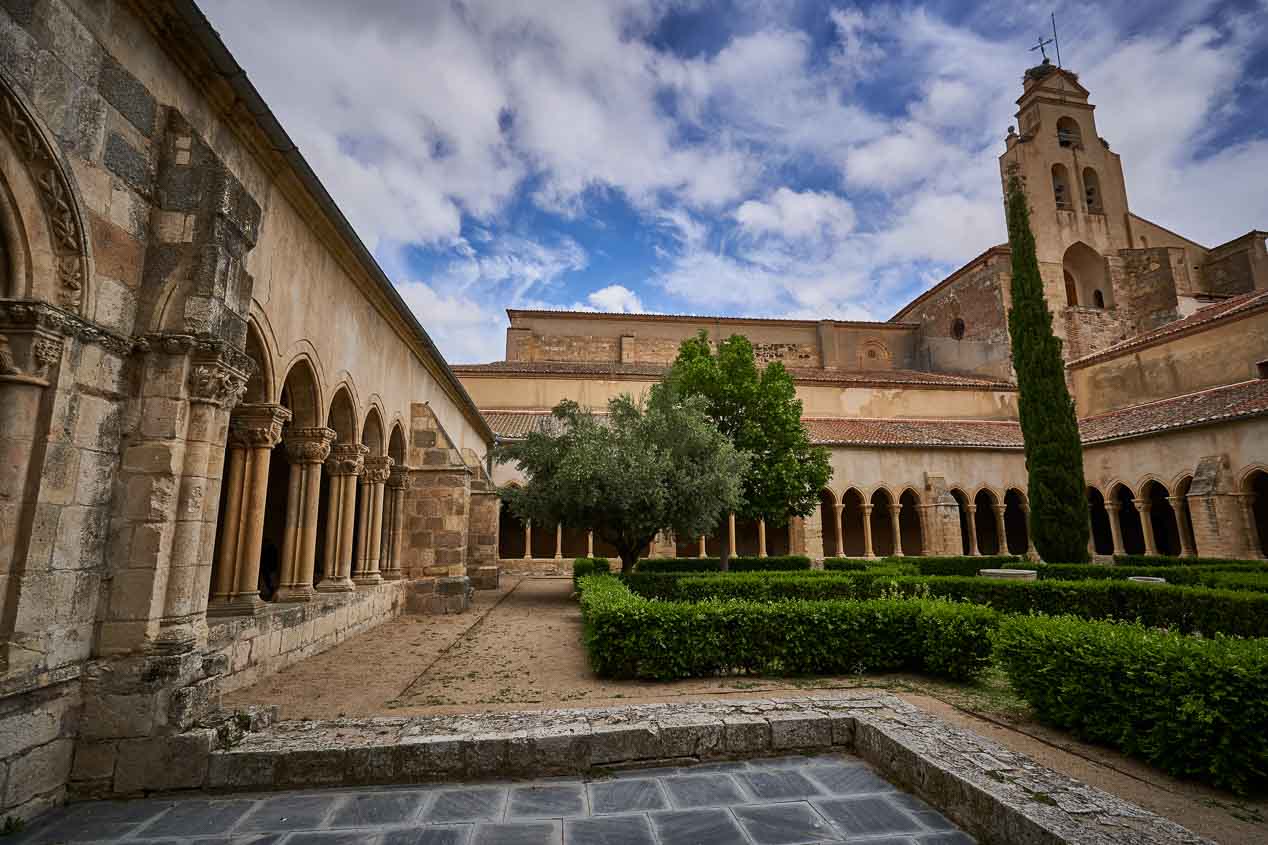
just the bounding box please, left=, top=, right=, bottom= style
left=1061, top=305, right=1125, bottom=362
left=1116, top=247, right=1181, bottom=337
left=1201, top=232, right=1268, bottom=296
left=906, top=253, right=1013, bottom=380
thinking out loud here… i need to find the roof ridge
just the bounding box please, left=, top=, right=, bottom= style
left=1080, top=378, right=1264, bottom=422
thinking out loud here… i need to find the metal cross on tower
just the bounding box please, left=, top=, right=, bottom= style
left=1030, top=12, right=1063, bottom=67
left=1030, top=34, right=1054, bottom=62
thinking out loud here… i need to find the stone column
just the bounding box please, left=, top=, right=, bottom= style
left=861, top=504, right=875, bottom=558
left=993, top=504, right=1008, bottom=555
left=555, top=523, right=563, bottom=560
left=1106, top=502, right=1125, bottom=555
left=1021, top=503, right=1037, bottom=557
left=889, top=504, right=904, bottom=557
left=757, top=518, right=767, bottom=558
left=317, top=443, right=366, bottom=592
left=698, top=535, right=706, bottom=558
left=587, top=531, right=595, bottom=558
left=727, top=512, right=737, bottom=557
left=965, top=505, right=980, bottom=555
left=1135, top=501, right=1157, bottom=556
left=381, top=465, right=409, bottom=579
left=208, top=404, right=290, bottom=616
left=276, top=427, right=335, bottom=601
left=833, top=504, right=845, bottom=557
left=353, top=456, right=393, bottom=585
left=1167, top=496, right=1196, bottom=557
left=523, top=521, right=532, bottom=560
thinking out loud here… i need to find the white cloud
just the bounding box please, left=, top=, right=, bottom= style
left=735, top=188, right=856, bottom=240
left=573, top=284, right=646, bottom=313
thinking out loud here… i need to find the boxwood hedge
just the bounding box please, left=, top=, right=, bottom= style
left=1036, top=561, right=1268, bottom=586
left=578, top=575, right=997, bottom=682
left=1112, top=554, right=1262, bottom=567
left=912, top=555, right=1021, bottom=577
left=993, top=614, right=1268, bottom=794
left=571, top=557, right=611, bottom=590
left=634, top=555, right=812, bottom=573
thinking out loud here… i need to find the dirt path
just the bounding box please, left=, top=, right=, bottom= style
left=226, top=575, right=1267, bottom=844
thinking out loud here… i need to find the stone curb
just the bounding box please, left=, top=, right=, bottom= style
left=203, top=693, right=1210, bottom=845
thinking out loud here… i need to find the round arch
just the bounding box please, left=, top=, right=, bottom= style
left=1003, top=488, right=1029, bottom=555
left=279, top=357, right=322, bottom=428
left=327, top=385, right=359, bottom=443
left=388, top=422, right=407, bottom=465
left=973, top=488, right=1001, bottom=555
left=1087, top=487, right=1113, bottom=555
left=818, top=487, right=839, bottom=557
left=242, top=319, right=274, bottom=405
left=949, top=488, right=972, bottom=555
left=869, top=487, right=895, bottom=557
left=1063, top=242, right=1112, bottom=309
left=361, top=406, right=386, bottom=456
left=897, top=488, right=923, bottom=556
left=840, top=487, right=867, bottom=557
left=1241, top=467, right=1268, bottom=558
left=1111, top=483, right=1144, bottom=555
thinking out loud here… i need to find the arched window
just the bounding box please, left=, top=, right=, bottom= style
left=1092, top=289, right=1105, bottom=309
left=1063, top=242, right=1111, bottom=309
left=1051, top=164, right=1072, bottom=210
left=951, top=318, right=966, bottom=340
left=1056, top=116, right=1082, bottom=148
left=1064, top=271, right=1079, bottom=306
left=1082, top=168, right=1103, bottom=213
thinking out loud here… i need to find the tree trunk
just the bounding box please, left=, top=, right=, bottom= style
left=619, top=548, right=639, bottom=574
left=720, top=528, right=731, bottom=571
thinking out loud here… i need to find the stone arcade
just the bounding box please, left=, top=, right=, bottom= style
left=0, top=0, right=1266, bottom=828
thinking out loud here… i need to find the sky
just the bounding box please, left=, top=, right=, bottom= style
left=200, top=0, right=1268, bottom=363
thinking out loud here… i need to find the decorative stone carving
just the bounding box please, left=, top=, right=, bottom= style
left=188, top=362, right=248, bottom=408
left=0, top=299, right=133, bottom=357
left=362, top=456, right=394, bottom=484
left=285, top=427, right=337, bottom=464
left=326, top=443, right=369, bottom=476
left=228, top=403, right=292, bottom=448
left=388, top=465, right=410, bottom=489
left=0, top=335, right=18, bottom=375
left=0, top=79, right=91, bottom=311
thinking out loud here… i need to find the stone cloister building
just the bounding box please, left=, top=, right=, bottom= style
left=0, top=0, right=1265, bottom=827
left=455, top=61, right=1268, bottom=569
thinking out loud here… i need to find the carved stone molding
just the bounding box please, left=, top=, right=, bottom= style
left=188, top=362, right=248, bottom=408
left=0, top=75, right=91, bottom=311
left=0, top=298, right=132, bottom=357
left=228, top=403, right=292, bottom=449
left=326, top=443, right=369, bottom=476
left=387, top=465, right=411, bottom=489
left=285, top=427, right=337, bottom=465
left=363, top=456, right=394, bottom=484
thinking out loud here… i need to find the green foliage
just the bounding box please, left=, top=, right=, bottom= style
left=911, top=555, right=1021, bottom=577
left=636, top=557, right=721, bottom=573
left=495, top=394, right=747, bottom=573
left=658, top=571, right=1268, bottom=637
left=823, top=558, right=919, bottom=574
left=993, top=615, right=1268, bottom=794
left=1036, top=561, right=1268, bottom=585
left=1004, top=175, right=1090, bottom=563
left=657, top=333, right=832, bottom=538
left=572, top=557, right=612, bottom=591
left=730, top=555, right=811, bottom=571
left=579, top=576, right=997, bottom=682
left=1113, top=554, right=1260, bottom=567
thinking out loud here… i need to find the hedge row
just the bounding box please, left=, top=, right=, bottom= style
left=578, top=575, right=997, bottom=682
left=993, top=615, right=1268, bottom=794
left=913, top=555, right=1021, bottom=577
left=633, top=555, right=812, bottom=573
left=1112, top=554, right=1262, bottom=567
left=1036, top=561, right=1268, bottom=587
left=658, top=571, right=1268, bottom=638
left=571, top=557, right=612, bottom=590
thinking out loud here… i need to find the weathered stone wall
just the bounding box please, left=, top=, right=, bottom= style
left=1061, top=305, right=1125, bottom=361
left=1200, top=232, right=1268, bottom=296
left=1116, top=247, right=1181, bottom=337
left=905, top=253, right=1013, bottom=380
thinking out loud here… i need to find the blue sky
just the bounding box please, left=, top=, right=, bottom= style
left=201, top=0, right=1268, bottom=362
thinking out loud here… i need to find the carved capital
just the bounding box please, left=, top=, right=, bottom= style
left=187, top=361, right=249, bottom=408
left=326, top=443, right=369, bottom=476
left=362, top=456, right=394, bottom=484
left=284, top=427, right=336, bottom=464
left=388, top=465, right=411, bottom=489
left=228, top=403, right=292, bottom=449
left=0, top=298, right=132, bottom=356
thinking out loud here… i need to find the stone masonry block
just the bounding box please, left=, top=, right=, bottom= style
left=589, top=722, right=661, bottom=766
left=398, top=734, right=468, bottom=780
left=723, top=714, right=771, bottom=754
left=98, top=53, right=157, bottom=136
left=4, top=738, right=74, bottom=808
left=768, top=711, right=832, bottom=750
left=207, top=749, right=275, bottom=790
left=657, top=714, right=724, bottom=758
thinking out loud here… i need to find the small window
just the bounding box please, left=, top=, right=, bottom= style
left=1093, top=289, right=1105, bottom=309
left=1064, top=271, right=1079, bottom=306
left=1052, top=164, right=1072, bottom=211
left=1083, top=168, right=1103, bottom=213
left=951, top=318, right=966, bottom=340
left=1057, top=116, right=1082, bottom=148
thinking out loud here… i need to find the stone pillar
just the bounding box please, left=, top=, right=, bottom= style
left=317, top=443, right=366, bottom=592
left=1106, top=502, right=1125, bottom=555
left=833, top=504, right=845, bottom=557
left=381, top=465, right=409, bottom=579
left=965, top=505, right=980, bottom=555
left=889, top=504, right=904, bottom=557
left=1168, top=496, right=1196, bottom=557
left=993, top=504, right=1008, bottom=556
left=1135, top=500, right=1157, bottom=556
left=524, top=521, right=532, bottom=560
left=861, top=504, right=875, bottom=558
left=698, top=535, right=707, bottom=558
left=1021, top=504, right=1037, bottom=558
left=758, top=518, right=767, bottom=558
left=353, top=456, right=393, bottom=585
left=804, top=504, right=825, bottom=561
left=208, top=404, right=291, bottom=615
left=727, top=512, right=737, bottom=556
left=277, top=428, right=335, bottom=601
left=555, top=523, right=563, bottom=560
left=588, top=531, right=595, bottom=558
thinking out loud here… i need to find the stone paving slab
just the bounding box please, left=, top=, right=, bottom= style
left=10, top=754, right=970, bottom=845
left=196, top=693, right=1210, bottom=844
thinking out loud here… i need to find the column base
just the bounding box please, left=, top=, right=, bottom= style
left=275, top=585, right=315, bottom=603
left=353, top=573, right=383, bottom=587
left=380, top=571, right=402, bottom=581
left=207, top=594, right=267, bottom=617
left=315, top=578, right=356, bottom=593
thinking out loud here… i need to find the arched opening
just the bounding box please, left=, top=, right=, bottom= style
left=1082, top=167, right=1103, bottom=213
left=870, top=489, right=895, bottom=557
left=498, top=500, right=526, bottom=559
left=1113, top=485, right=1145, bottom=555
left=1174, top=476, right=1197, bottom=556
left=898, top=489, right=923, bottom=556
left=1245, top=470, right=1268, bottom=558
left=1088, top=487, right=1113, bottom=555
left=951, top=318, right=966, bottom=340
left=1051, top=163, right=1072, bottom=211
left=765, top=518, right=791, bottom=556
left=1142, top=480, right=1180, bottom=556
left=973, top=489, right=1000, bottom=555
left=530, top=519, right=558, bottom=560
left=314, top=387, right=358, bottom=584
left=734, top=518, right=762, bottom=557
left=1063, top=242, right=1112, bottom=309
left=242, top=327, right=270, bottom=405
left=1003, top=489, right=1029, bottom=555
left=561, top=526, right=590, bottom=558
left=388, top=424, right=406, bottom=466
left=280, top=360, right=321, bottom=428
left=950, top=489, right=972, bottom=554
left=1063, top=271, right=1079, bottom=306
left=819, top=489, right=839, bottom=557
left=841, top=488, right=867, bottom=556
left=1056, top=116, right=1082, bottom=148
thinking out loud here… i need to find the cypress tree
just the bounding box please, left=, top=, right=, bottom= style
left=1004, top=174, right=1090, bottom=562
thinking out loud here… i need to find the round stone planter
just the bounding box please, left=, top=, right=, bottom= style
left=978, top=568, right=1038, bottom=581
left=1127, top=575, right=1167, bottom=584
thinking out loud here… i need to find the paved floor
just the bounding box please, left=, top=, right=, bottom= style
left=13, top=754, right=974, bottom=844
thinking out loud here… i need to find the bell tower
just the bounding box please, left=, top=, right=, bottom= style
left=999, top=59, right=1139, bottom=356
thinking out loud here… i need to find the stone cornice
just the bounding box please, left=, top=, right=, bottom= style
left=0, top=298, right=132, bottom=357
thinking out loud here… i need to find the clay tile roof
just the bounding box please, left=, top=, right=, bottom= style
left=1067, top=289, right=1268, bottom=369
left=1078, top=379, right=1268, bottom=444
left=453, top=360, right=1015, bottom=390
left=481, top=411, right=565, bottom=440
left=803, top=417, right=1024, bottom=449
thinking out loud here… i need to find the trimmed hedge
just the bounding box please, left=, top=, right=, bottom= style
left=731, top=555, right=812, bottom=571
left=579, top=576, right=997, bottom=682
left=1112, top=554, right=1262, bottom=567
left=634, top=555, right=812, bottom=573
left=571, top=557, right=611, bottom=590
left=1037, top=561, right=1268, bottom=585
left=913, top=555, right=1021, bottom=577
left=993, top=615, right=1268, bottom=794
left=660, top=571, right=1268, bottom=637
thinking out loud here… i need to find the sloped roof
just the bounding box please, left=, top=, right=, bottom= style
left=803, top=418, right=1023, bottom=449
left=1079, top=378, right=1268, bottom=444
